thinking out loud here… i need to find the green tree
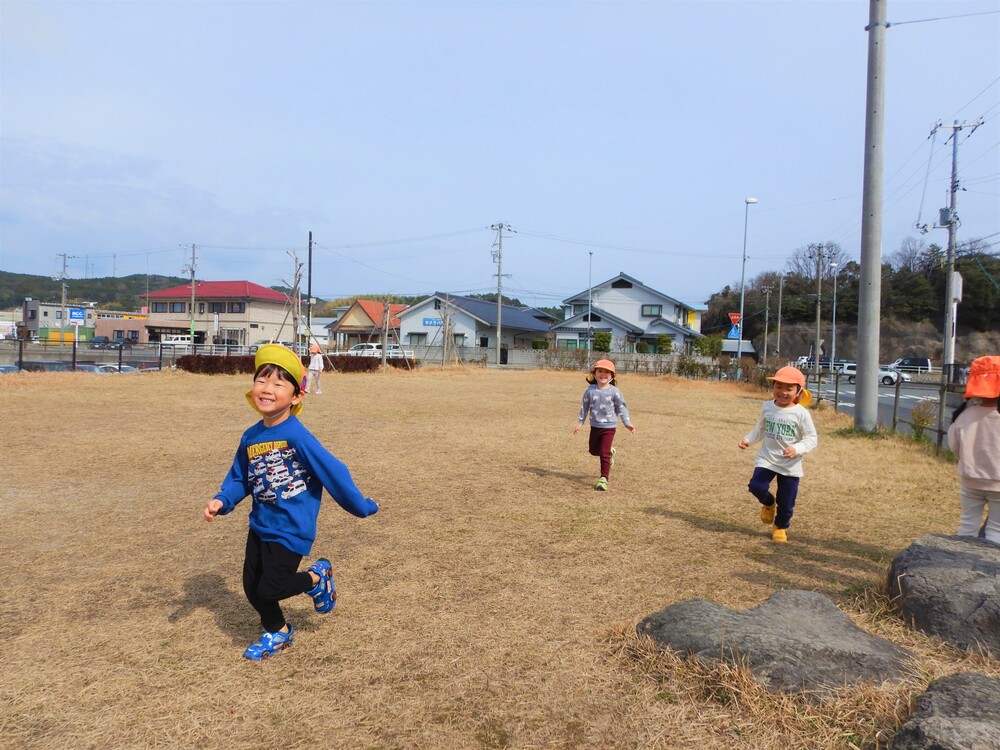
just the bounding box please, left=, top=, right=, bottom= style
left=693, top=333, right=723, bottom=357
left=655, top=335, right=673, bottom=355
left=593, top=332, right=611, bottom=352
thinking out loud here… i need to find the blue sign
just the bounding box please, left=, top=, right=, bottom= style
left=69, top=307, right=86, bottom=325
left=727, top=324, right=740, bottom=339
left=423, top=317, right=443, bottom=327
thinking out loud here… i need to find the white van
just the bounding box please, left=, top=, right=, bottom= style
left=161, top=334, right=193, bottom=350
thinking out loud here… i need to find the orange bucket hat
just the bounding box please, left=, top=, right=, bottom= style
left=586, top=358, right=617, bottom=385
left=965, top=355, right=1000, bottom=399
left=767, top=365, right=811, bottom=406
left=309, top=343, right=321, bottom=354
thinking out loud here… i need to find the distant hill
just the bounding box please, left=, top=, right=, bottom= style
left=1, top=272, right=569, bottom=321
left=0, top=271, right=191, bottom=310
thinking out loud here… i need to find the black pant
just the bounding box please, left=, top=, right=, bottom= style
left=242, top=529, right=315, bottom=632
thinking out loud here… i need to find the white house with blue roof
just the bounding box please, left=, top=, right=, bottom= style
left=551, top=272, right=705, bottom=353
left=397, top=292, right=554, bottom=350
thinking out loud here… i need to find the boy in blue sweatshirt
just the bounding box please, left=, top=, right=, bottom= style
left=204, top=344, right=379, bottom=660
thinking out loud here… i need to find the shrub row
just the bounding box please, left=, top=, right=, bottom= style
left=176, top=354, right=414, bottom=376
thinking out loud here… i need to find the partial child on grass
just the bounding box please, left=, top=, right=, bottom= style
left=738, top=366, right=817, bottom=543
left=572, top=359, right=636, bottom=491
left=947, top=355, right=1000, bottom=545
left=203, top=344, right=379, bottom=661
left=306, top=343, right=324, bottom=394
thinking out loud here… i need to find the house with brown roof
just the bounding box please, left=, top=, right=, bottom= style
left=143, top=281, right=297, bottom=345
left=328, top=299, right=408, bottom=350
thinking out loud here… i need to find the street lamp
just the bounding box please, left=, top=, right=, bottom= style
left=830, top=262, right=839, bottom=371
left=736, top=197, right=758, bottom=373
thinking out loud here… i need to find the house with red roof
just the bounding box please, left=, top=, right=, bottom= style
left=143, top=281, right=298, bottom=346
left=328, top=299, right=408, bottom=350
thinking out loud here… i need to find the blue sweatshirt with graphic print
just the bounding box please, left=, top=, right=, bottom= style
left=578, top=384, right=631, bottom=429
left=214, top=416, right=378, bottom=555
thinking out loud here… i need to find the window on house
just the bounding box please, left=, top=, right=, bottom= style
left=409, top=332, right=427, bottom=345
left=42, top=310, right=48, bottom=317
left=28, top=310, right=37, bottom=319
left=113, top=329, right=124, bottom=339
left=228, top=302, right=245, bottom=313
left=152, top=303, right=168, bottom=313
left=198, top=303, right=205, bottom=314
left=170, top=302, right=185, bottom=313
left=572, top=304, right=587, bottom=316
left=641, top=305, right=662, bottom=317
left=55, top=310, right=63, bottom=319
left=209, top=302, right=225, bottom=313
left=559, top=339, right=578, bottom=350
left=434, top=299, right=442, bottom=310
left=453, top=334, right=465, bottom=346
left=611, top=279, right=633, bottom=289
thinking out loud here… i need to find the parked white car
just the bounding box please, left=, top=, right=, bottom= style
left=345, top=343, right=406, bottom=358
left=842, top=363, right=912, bottom=386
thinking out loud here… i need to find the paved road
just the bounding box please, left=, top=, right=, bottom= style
left=812, top=381, right=952, bottom=435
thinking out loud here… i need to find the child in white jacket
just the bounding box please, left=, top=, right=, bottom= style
left=948, top=355, right=1000, bottom=545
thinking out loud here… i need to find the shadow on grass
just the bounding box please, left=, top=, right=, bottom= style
left=643, top=507, right=894, bottom=597
left=522, top=465, right=594, bottom=487
left=168, top=573, right=254, bottom=645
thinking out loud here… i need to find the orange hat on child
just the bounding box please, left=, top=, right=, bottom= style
left=767, top=366, right=811, bottom=406
left=767, top=366, right=806, bottom=387
left=965, top=356, right=1000, bottom=399
left=591, top=359, right=616, bottom=374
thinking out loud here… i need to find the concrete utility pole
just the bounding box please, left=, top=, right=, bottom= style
left=491, top=223, right=511, bottom=366
left=588, top=251, right=594, bottom=352
left=307, top=231, right=313, bottom=338
left=855, top=0, right=887, bottom=431
left=776, top=275, right=784, bottom=357
left=934, top=119, right=982, bottom=381
left=56, top=252, right=76, bottom=342
left=182, top=244, right=197, bottom=342
left=810, top=243, right=826, bottom=391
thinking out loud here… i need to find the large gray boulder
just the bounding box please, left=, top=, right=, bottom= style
left=887, top=535, right=1000, bottom=656
left=891, top=672, right=1000, bottom=750
left=637, top=589, right=914, bottom=695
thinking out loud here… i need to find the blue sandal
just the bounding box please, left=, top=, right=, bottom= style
left=305, top=558, right=336, bottom=613
left=243, top=625, right=294, bottom=661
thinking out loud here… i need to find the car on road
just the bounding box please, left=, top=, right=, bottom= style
left=89, top=336, right=112, bottom=349
left=109, top=337, right=135, bottom=349
left=0, top=364, right=20, bottom=374
left=345, top=343, right=405, bottom=357
left=842, top=363, right=913, bottom=386
left=889, top=357, right=933, bottom=373
left=96, top=364, right=139, bottom=374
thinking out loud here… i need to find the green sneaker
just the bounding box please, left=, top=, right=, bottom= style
left=595, top=477, right=608, bottom=491
left=610, top=447, right=616, bottom=467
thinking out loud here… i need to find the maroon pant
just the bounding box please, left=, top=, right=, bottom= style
left=588, top=427, right=616, bottom=479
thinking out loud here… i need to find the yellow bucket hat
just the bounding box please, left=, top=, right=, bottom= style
left=245, top=344, right=306, bottom=416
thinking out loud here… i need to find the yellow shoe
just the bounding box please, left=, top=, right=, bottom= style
left=771, top=527, right=788, bottom=543
left=760, top=502, right=776, bottom=524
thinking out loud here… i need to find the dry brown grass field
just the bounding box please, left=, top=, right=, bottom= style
left=3, top=367, right=997, bottom=749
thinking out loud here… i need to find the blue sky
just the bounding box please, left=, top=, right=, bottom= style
left=1, top=0, right=998, bottom=309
